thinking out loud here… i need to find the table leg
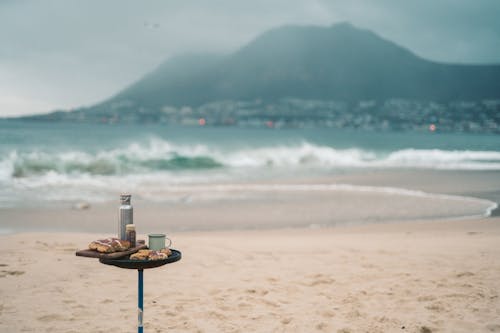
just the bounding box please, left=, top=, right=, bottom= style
left=138, top=269, right=144, bottom=333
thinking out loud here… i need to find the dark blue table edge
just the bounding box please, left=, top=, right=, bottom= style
left=99, top=249, right=182, bottom=269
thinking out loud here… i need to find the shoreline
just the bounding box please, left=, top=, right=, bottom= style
left=1, top=168, right=500, bottom=332
left=1, top=169, right=500, bottom=234
left=0, top=183, right=495, bottom=235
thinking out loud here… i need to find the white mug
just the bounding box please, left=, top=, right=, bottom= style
left=148, top=234, right=172, bottom=251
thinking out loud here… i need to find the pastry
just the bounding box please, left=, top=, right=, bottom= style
left=110, top=238, right=130, bottom=251
left=160, top=248, right=172, bottom=256
left=149, top=251, right=169, bottom=260
left=129, top=248, right=171, bottom=260
left=88, top=238, right=131, bottom=253
left=130, top=250, right=150, bottom=260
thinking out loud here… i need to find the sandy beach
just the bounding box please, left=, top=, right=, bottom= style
left=1, top=170, right=500, bottom=332
left=1, top=218, right=500, bottom=333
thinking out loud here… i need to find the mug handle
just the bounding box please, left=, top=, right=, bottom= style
left=166, top=237, right=172, bottom=248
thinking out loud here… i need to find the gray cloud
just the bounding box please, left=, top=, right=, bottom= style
left=1, top=0, right=500, bottom=116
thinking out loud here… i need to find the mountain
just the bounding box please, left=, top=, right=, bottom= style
left=22, top=22, right=500, bottom=126
left=105, top=22, right=500, bottom=108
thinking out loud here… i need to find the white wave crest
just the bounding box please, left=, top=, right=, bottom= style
left=220, top=143, right=376, bottom=167
left=381, top=149, right=500, bottom=170
left=1, top=139, right=500, bottom=185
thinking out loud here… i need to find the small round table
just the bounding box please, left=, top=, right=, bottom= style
left=99, top=249, right=182, bottom=333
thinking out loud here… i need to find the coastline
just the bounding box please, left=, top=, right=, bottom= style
left=1, top=169, right=500, bottom=332
left=1, top=169, right=499, bottom=234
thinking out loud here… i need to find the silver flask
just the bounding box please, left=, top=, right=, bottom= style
left=119, top=194, right=133, bottom=240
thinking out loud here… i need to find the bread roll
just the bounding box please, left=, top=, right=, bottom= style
left=88, top=238, right=131, bottom=253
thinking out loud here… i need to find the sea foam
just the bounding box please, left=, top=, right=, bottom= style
left=0, top=138, right=498, bottom=209
left=1, top=138, right=500, bottom=183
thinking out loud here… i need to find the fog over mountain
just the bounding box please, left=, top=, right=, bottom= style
left=109, top=23, right=500, bottom=107
left=18, top=23, right=500, bottom=133
left=3, top=1, right=500, bottom=117
left=47, top=23, right=500, bottom=112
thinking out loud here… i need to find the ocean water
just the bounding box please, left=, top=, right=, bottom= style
left=1, top=120, right=500, bottom=208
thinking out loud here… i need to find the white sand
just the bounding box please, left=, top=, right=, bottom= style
left=1, top=217, right=500, bottom=333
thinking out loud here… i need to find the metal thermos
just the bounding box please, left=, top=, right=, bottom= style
left=119, top=194, right=133, bottom=240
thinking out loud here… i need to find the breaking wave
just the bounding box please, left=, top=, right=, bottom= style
left=1, top=139, right=500, bottom=182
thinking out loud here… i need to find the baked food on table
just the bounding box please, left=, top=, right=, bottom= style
left=130, top=248, right=171, bottom=261
left=88, top=238, right=131, bottom=253
left=130, top=249, right=150, bottom=260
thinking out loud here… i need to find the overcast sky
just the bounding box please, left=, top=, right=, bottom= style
left=1, top=0, right=500, bottom=117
